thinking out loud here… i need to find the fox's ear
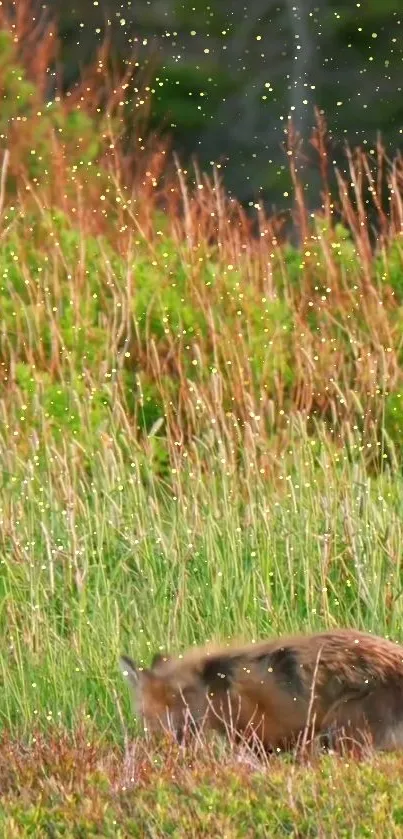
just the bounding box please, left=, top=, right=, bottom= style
left=120, top=655, right=144, bottom=688
left=151, top=652, right=171, bottom=669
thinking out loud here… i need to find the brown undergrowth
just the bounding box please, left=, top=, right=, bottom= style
left=1, top=727, right=403, bottom=836
left=1, top=1, right=403, bottom=475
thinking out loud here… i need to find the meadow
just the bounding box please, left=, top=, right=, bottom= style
left=2, top=6, right=403, bottom=834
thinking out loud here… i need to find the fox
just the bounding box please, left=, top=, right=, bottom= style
left=119, top=628, right=403, bottom=754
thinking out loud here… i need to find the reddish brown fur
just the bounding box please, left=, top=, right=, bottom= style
left=120, top=629, right=403, bottom=754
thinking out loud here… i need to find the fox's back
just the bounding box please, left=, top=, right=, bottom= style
left=170, top=628, right=403, bottom=687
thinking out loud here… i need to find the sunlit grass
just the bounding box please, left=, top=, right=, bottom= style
left=1, top=411, right=403, bottom=742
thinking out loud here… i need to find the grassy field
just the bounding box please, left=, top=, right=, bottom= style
left=3, top=5, right=403, bottom=834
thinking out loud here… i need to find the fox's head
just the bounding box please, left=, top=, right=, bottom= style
left=119, top=651, right=213, bottom=743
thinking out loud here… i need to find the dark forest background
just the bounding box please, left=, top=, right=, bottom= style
left=45, top=0, right=402, bottom=212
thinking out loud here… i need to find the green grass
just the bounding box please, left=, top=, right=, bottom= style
left=3, top=6, right=403, bottom=833
left=2, top=418, right=403, bottom=744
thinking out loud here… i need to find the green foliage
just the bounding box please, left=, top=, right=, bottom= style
left=384, top=391, right=403, bottom=453
left=329, top=224, right=359, bottom=271
left=379, top=239, right=403, bottom=302
left=0, top=32, right=37, bottom=125
left=282, top=244, right=303, bottom=289
left=0, top=29, right=106, bottom=189
left=131, top=245, right=208, bottom=345
left=14, top=364, right=112, bottom=448
left=245, top=296, right=295, bottom=388
left=151, top=65, right=239, bottom=133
